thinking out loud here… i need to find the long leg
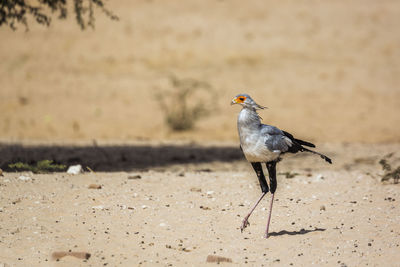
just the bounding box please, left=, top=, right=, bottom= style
left=266, top=161, right=277, bottom=194
left=265, top=193, right=275, bottom=238
left=254, top=162, right=269, bottom=193
left=241, top=162, right=269, bottom=232
left=265, top=161, right=277, bottom=238
left=241, top=191, right=267, bottom=232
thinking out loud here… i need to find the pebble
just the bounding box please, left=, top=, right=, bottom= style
left=12, top=198, right=21, bottom=204
left=128, top=175, right=141, bottom=180
left=67, top=165, right=83, bottom=175
left=92, top=205, right=105, bottom=210
left=190, top=187, right=202, bottom=192
left=18, top=175, right=31, bottom=181
left=52, top=251, right=91, bottom=260
left=88, top=184, right=102, bottom=189
left=206, top=255, right=232, bottom=263
left=320, top=205, right=326, bottom=211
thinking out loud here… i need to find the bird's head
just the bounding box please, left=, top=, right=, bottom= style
left=231, top=94, right=266, bottom=110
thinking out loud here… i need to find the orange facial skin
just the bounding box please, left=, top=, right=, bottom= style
left=234, top=95, right=247, bottom=103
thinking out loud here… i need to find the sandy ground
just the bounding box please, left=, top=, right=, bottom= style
left=1, top=0, right=400, bottom=266
left=0, top=0, right=400, bottom=143
left=1, top=142, right=400, bottom=266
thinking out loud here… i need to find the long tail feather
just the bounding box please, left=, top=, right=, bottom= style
left=295, top=138, right=315, bottom=148
left=302, top=147, right=332, bottom=164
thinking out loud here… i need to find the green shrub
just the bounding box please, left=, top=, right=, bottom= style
left=8, top=160, right=66, bottom=173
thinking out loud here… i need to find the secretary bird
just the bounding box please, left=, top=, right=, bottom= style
left=231, top=94, right=332, bottom=238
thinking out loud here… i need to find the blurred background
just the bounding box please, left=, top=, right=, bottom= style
left=1, top=0, right=399, bottom=144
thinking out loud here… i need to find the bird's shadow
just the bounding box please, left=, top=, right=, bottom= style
left=268, top=227, right=326, bottom=237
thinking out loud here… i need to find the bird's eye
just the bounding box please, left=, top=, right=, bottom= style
left=239, top=97, right=245, bottom=101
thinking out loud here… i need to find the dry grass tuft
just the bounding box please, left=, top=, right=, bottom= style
left=156, top=74, right=215, bottom=131
left=379, top=153, right=400, bottom=184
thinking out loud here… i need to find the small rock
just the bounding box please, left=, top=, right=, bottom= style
left=206, top=191, right=214, bottom=195
left=190, top=187, right=202, bottom=192
left=92, top=205, right=105, bottom=210
left=0, top=168, right=3, bottom=176
left=200, top=206, right=210, bottom=210
left=12, top=198, right=21, bottom=204
left=52, top=251, right=91, bottom=260
left=320, top=205, right=326, bottom=211
left=128, top=175, right=141, bottom=180
left=67, top=165, right=83, bottom=175
left=206, top=255, right=232, bottom=263
left=18, top=175, right=31, bottom=181
left=88, top=184, right=102, bottom=189
left=159, top=223, right=167, bottom=227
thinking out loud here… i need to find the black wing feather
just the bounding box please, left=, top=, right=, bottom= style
left=282, top=130, right=332, bottom=164
left=282, top=130, right=315, bottom=148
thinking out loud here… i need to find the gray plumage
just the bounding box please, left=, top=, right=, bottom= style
left=231, top=93, right=332, bottom=238
left=232, top=93, right=331, bottom=164
left=237, top=107, right=290, bottom=162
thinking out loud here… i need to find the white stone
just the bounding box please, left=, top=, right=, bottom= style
left=18, top=175, right=31, bottom=181
left=67, top=165, right=83, bottom=175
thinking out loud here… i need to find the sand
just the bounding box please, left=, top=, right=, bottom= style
left=1, top=142, right=400, bottom=266
left=1, top=0, right=400, bottom=266
left=0, top=0, right=400, bottom=143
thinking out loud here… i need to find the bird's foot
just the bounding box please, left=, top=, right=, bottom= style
left=240, top=217, right=250, bottom=232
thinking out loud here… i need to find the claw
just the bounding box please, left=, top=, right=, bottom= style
left=240, top=217, right=250, bottom=232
